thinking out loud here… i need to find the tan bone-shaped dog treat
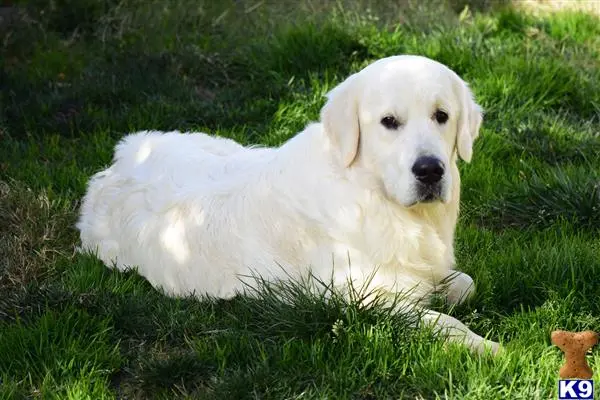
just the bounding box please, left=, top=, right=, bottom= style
left=551, top=330, right=598, bottom=379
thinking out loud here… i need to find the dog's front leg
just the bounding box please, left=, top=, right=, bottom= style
left=420, top=309, right=501, bottom=355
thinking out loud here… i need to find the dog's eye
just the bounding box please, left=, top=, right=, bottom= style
left=380, top=116, right=399, bottom=130
left=434, top=110, right=449, bottom=124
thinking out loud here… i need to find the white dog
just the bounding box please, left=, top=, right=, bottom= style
left=77, top=55, right=500, bottom=354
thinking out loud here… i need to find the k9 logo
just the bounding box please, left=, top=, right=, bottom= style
left=558, top=380, right=594, bottom=400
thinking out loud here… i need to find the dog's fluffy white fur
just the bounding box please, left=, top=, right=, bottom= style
left=77, top=55, right=500, bottom=354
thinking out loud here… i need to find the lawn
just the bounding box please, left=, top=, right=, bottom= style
left=1, top=0, right=600, bottom=398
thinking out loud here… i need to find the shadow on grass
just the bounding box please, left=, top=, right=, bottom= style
left=1, top=1, right=375, bottom=140
left=2, top=252, right=429, bottom=398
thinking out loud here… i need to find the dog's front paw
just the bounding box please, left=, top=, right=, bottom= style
left=444, top=270, right=475, bottom=305
left=473, top=338, right=502, bottom=356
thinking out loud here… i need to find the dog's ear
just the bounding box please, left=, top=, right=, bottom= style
left=320, top=74, right=361, bottom=168
left=456, top=81, right=483, bottom=163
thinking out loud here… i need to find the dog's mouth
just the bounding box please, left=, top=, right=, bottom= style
left=383, top=179, right=446, bottom=208
left=415, top=183, right=442, bottom=204
left=420, top=193, right=438, bottom=202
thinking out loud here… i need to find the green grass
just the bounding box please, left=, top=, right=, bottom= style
left=1, top=0, right=600, bottom=398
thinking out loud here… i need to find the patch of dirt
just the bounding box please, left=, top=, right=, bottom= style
left=0, top=181, right=77, bottom=290
left=515, top=0, right=600, bottom=15
left=0, top=6, right=20, bottom=30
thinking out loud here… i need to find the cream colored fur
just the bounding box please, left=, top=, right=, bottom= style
left=77, top=55, right=500, bottom=355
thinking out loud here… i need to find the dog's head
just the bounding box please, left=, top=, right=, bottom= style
left=321, top=55, right=482, bottom=207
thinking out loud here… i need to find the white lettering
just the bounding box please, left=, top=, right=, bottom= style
left=559, top=380, right=577, bottom=398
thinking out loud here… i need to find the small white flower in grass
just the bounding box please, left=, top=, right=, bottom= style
left=331, top=319, right=344, bottom=342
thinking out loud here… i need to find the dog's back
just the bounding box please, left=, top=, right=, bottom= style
left=77, top=130, right=279, bottom=296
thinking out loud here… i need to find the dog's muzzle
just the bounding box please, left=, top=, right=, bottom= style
left=412, top=156, right=445, bottom=202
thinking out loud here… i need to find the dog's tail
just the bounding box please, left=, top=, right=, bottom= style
left=76, top=166, right=122, bottom=266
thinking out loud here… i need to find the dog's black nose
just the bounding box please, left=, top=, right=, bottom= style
left=411, top=156, right=445, bottom=184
